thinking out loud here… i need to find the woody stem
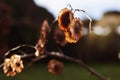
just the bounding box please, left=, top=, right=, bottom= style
left=45, top=51, right=108, bottom=80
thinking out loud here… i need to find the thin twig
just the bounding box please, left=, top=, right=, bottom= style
left=63, top=55, right=107, bottom=80
left=0, top=46, right=108, bottom=80
left=45, top=51, right=108, bottom=80
left=74, top=9, right=93, bottom=33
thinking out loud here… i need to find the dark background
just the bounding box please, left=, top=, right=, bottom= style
left=0, top=0, right=120, bottom=62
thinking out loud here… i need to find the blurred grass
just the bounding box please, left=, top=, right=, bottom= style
left=0, top=62, right=120, bottom=80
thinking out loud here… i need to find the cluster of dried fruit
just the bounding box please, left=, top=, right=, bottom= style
left=54, top=7, right=83, bottom=46
left=3, top=54, right=24, bottom=76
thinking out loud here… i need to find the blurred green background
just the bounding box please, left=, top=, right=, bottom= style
left=0, top=0, right=120, bottom=80
left=0, top=63, right=120, bottom=80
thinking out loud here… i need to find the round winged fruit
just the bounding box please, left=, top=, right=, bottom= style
left=48, top=59, right=64, bottom=75
left=10, top=54, right=24, bottom=73
left=58, top=8, right=73, bottom=31
left=65, top=18, right=83, bottom=43
left=3, top=58, right=16, bottom=77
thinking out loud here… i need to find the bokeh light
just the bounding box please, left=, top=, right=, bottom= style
left=116, top=26, right=120, bottom=35
left=82, top=27, right=88, bottom=36
left=93, top=26, right=111, bottom=36
left=118, top=51, right=120, bottom=60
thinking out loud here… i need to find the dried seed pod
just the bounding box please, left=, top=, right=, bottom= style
left=57, top=5, right=92, bottom=44
left=40, top=20, right=50, bottom=40
left=58, top=8, right=73, bottom=31
left=54, top=28, right=67, bottom=46
left=66, top=18, right=82, bottom=43
left=10, top=55, right=24, bottom=73
left=48, top=59, right=64, bottom=75
left=3, top=58, right=16, bottom=77
left=3, top=54, right=24, bottom=77
left=35, top=20, right=50, bottom=56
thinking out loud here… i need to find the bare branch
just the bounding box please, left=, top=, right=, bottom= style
left=0, top=44, right=108, bottom=80
left=45, top=51, right=108, bottom=80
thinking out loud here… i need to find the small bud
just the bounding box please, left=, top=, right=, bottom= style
left=34, top=48, right=40, bottom=57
